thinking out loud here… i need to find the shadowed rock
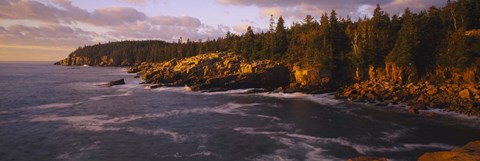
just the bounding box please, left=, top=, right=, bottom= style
left=97, top=79, right=125, bottom=87
left=418, top=140, right=480, bottom=161
left=130, top=53, right=292, bottom=92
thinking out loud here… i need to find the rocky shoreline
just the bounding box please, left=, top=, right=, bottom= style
left=54, top=52, right=480, bottom=160
left=54, top=52, right=480, bottom=117
left=126, top=52, right=330, bottom=93
left=337, top=79, right=480, bottom=116
left=55, top=52, right=480, bottom=116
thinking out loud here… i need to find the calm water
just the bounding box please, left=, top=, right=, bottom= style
left=0, top=62, right=479, bottom=161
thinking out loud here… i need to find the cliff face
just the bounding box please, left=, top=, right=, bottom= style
left=54, top=55, right=91, bottom=66
left=131, top=52, right=293, bottom=91
left=54, top=55, right=128, bottom=66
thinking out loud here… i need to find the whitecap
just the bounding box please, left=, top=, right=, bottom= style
left=28, top=102, right=268, bottom=143
left=286, top=133, right=455, bottom=154
left=56, top=152, right=71, bottom=160
left=28, top=102, right=81, bottom=110
left=257, top=92, right=341, bottom=106
left=188, top=151, right=213, bottom=157
left=236, top=127, right=340, bottom=161
left=203, top=88, right=264, bottom=95
left=89, top=91, right=133, bottom=101
left=30, top=114, right=188, bottom=143
left=124, top=127, right=187, bottom=143
left=152, top=87, right=198, bottom=94
left=235, top=125, right=457, bottom=160
left=424, top=108, right=480, bottom=122
left=403, top=143, right=457, bottom=150
left=93, top=82, right=111, bottom=86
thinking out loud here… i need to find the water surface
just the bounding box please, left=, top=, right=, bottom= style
left=0, top=62, right=479, bottom=161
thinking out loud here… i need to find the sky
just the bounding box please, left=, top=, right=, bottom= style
left=0, top=0, right=447, bottom=61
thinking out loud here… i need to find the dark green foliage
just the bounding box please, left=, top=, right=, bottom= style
left=272, top=16, right=288, bottom=59
left=241, top=26, right=255, bottom=59
left=386, top=8, right=417, bottom=67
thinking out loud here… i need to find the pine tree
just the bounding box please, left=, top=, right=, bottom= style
left=272, top=16, right=288, bottom=59
left=386, top=8, right=417, bottom=67
left=241, top=26, right=255, bottom=59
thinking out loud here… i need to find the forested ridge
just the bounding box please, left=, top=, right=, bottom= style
left=63, top=0, right=480, bottom=84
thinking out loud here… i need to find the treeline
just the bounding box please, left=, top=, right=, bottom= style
left=71, top=0, right=480, bottom=81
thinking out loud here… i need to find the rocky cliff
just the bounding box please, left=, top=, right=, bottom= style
left=54, top=54, right=130, bottom=66
left=419, top=140, right=480, bottom=161
left=130, top=52, right=294, bottom=91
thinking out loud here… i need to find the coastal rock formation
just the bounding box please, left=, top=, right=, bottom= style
left=96, top=79, right=126, bottom=87
left=338, top=79, right=480, bottom=116
left=132, top=52, right=291, bottom=91
left=418, top=140, right=480, bottom=161
left=54, top=55, right=129, bottom=66
left=108, top=79, right=125, bottom=87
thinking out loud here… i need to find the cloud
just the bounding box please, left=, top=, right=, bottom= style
left=150, top=16, right=202, bottom=28
left=232, top=23, right=250, bottom=33
left=260, top=7, right=284, bottom=17
left=232, top=23, right=264, bottom=34
left=0, top=0, right=147, bottom=26
left=383, top=0, right=445, bottom=15
left=0, top=0, right=229, bottom=57
left=107, top=21, right=227, bottom=42
left=124, top=0, right=146, bottom=5
left=220, top=0, right=447, bottom=20
left=88, top=7, right=147, bottom=26
left=0, top=0, right=62, bottom=23
left=218, top=0, right=390, bottom=8
left=0, top=24, right=97, bottom=47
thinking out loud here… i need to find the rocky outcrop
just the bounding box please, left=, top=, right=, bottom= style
left=54, top=55, right=92, bottom=66
left=274, top=64, right=333, bottom=93
left=108, top=79, right=125, bottom=87
left=96, top=79, right=125, bottom=87
left=131, top=52, right=291, bottom=91
left=418, top=140, right=480, bottom=161
left=338, top=79, right=480, bottom=116
left=54, top=55, right=129, bottom=66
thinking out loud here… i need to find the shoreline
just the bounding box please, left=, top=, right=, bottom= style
left=54, top=51, right=479, bottom=118
left=52, top=63, right=480, bottom=160
left=337, top=79, right=480, bottom=117
left=139, top=81, right=480, bottom=122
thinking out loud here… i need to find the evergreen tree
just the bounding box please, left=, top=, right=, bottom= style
left=386, top=8, right=417, bottom=67
left=272, top=16, right=288, bottom=59
left=241, top=26, right=255, bottom=59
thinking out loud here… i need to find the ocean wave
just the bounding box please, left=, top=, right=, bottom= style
left=152, top=86, right=198, bottom=94
left=234, top=125, right=457, bottom=160
left=235, top=127, right=340, bottom=161
left=124, top=127, right=187, bottom=143
left=188, top=151, right=214, bottom=157
left=425, top=108, right=480, bottom=122
left=89, top=91, right=133, bottom=101
left=257, top=92, right=341, bottom=106
left=30, top=114, right=188, bottom=143
left=202, top=88, right=264, bottom=95
left=28, top=102, right=81, bottom=110
left=28, top=102, right=268, bottom=142
left=286, top=133, right=456, bottom=154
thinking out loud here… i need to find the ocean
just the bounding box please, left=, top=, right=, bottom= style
left=0, top=62, right=479, bottom=161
